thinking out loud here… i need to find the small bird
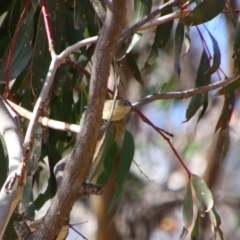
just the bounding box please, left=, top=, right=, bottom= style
left=102, top=99, right=132, bottom=121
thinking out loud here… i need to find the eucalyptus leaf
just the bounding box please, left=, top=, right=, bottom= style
left=191, top=174, right=214, bottom=216
left=183, top=0, right=225, bottom=26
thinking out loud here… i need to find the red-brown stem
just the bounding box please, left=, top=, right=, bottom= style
left=180, top=0, right=196, bottom=10
left=4, top=0, right=30, bottom=98
left=108, top=89, right=191, bottom=177
left=65, top=59, right=91, bottom=78
left=135, top=109, right=192, bottom=179
left=40, top=0, right=54, bottom=52
left=196, top=26, right=211, bottom=58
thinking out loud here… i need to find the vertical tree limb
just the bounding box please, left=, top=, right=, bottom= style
left=26, top=1, right=126, bottom=239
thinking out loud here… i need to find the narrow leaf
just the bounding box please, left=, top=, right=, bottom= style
left=117, top=33, right=142, bottom=61
left=209, top=207, right=221, bottom=229
left=126, top=33, right=142, bottom=54
left=185, top=49, right=210, bottom=121
left=134, top=0, right=152, bottom=23
left=191, top=174, right=214, bottom=216
left=191, top=212, right=199, bottom=240
left=0, top=137, right=8, bottom=189
left=234, top=20, right=240, bottom=51
left=183, top=183, right=193, bottom=228
left=115, top=130, right=135, bottom=184
left=144, top=5, right=173, bottom=67
left=183, top=0, right=226, bottom=26
left=205, top=29, right=221, bottom=76
left=108, top=183, right=125, bottom=213
left=215, top=93, right=234, bottom=132
left=209, top=232, right=217, bottom=240
left=97, top=142, right=117, bottom=185
left=90, top=130, right=114, bottom=180
left=215, top=126, right=230, bottom=163
left=180, top=227, right=188, bottom=240
left=126, top=53, right=143, bottom=84
left=216, top=76, right=240, bottom=96
left=174, top=20, right=184, bottom=77
left=182, top=26, right=191, bottom=57
left=31, top=13, right=51, bottom=97
left=233, top=21, right=240, bottom=73
left=0, top=9, right=34, bottom=80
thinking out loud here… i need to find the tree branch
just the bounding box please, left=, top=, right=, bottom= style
left=132, top=78, right=234, bottom=109
left=7, top=100, right=81, bottom=134
left=117, top=0, right=181, bottom=47
left=26, top=1, right=126, bottom=239
left=0, top=97, right=23, bottom=238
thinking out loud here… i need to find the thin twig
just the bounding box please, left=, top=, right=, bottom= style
left=135, top=109, right=192, bottom=177
left=8, top=77, right=235, bottom=136
left=58, top=5, right=186, bottom=59
left=138, top=9, right=190, bottom=31
left=117, top=0, right=181, bottom=48
left=40, top=0, right=55, bottom=53
left=70, top=226, right=88, bottom=240
left=132, top=78, right=234, bottom=110
left=133, top=160, right=153, bottom=182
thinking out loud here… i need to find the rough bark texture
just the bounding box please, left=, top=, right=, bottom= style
left=26, top=1, right=126, bottom=239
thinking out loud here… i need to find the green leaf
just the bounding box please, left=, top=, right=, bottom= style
left=0, top=136, right=8, bottom=189
left=191, top=174, right=214, bottom=216
left=215, top=93, right=234, bottom=132
left=0, top=8, right=34, bottom=81
left=216, top=76, right=240, bottom=96
left=183, top=26, right=191, bottom=56
left=215, top=126, right=230, bottom=163
left=66, top=9, right=85, bottom=46
left=209, top=232, right=216, bottom=240
left=31, top=13, right=51, bottom=97
left=74, top=0, right=83, bottom=29
left=234, top=20, right=240, bottom=51
left=204, top=28, right=221, bottom=76
left=233, top=21, right=240, bottom=73
left=183, top=0, right=226, bottom=26
left=191, top=212, right=199, bottom=240
left=32, top=0, right=67, bottom=97
left=180, top=227, right=188, bottom=240
left=126, top=53, right=143, bottom=84
left=185, top=49, right=210, bottom=121
left=20, top=176, right=34, bottom=212
left=183, top=183, right=193, bottom=228
left=90, top=130, right=114, bottom=181
left=144, top=5, right=173, bottom=67
left=0, top=36, right=10, bottom=60
left=108, top=182, right=125, bottom=213
left=134, top=0, right=152, bottom=23
left=117, top=33, right=142, bottom=61
left=174, top=20, right=184, bottom=77
left=97, top=142, right=117, bottom=185
left=196, top=97, right=208, bottom=123
left=115, top=130, right=135, bottom=184
left=126, top=33, right=142, bottom=54
left=209, top=207, right=221, bottom=229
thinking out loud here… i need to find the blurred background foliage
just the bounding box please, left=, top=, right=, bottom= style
left=1, top=0, right=240, bottom=239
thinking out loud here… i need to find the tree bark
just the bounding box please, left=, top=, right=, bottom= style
left=26, top=1, right=126, bottom=239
